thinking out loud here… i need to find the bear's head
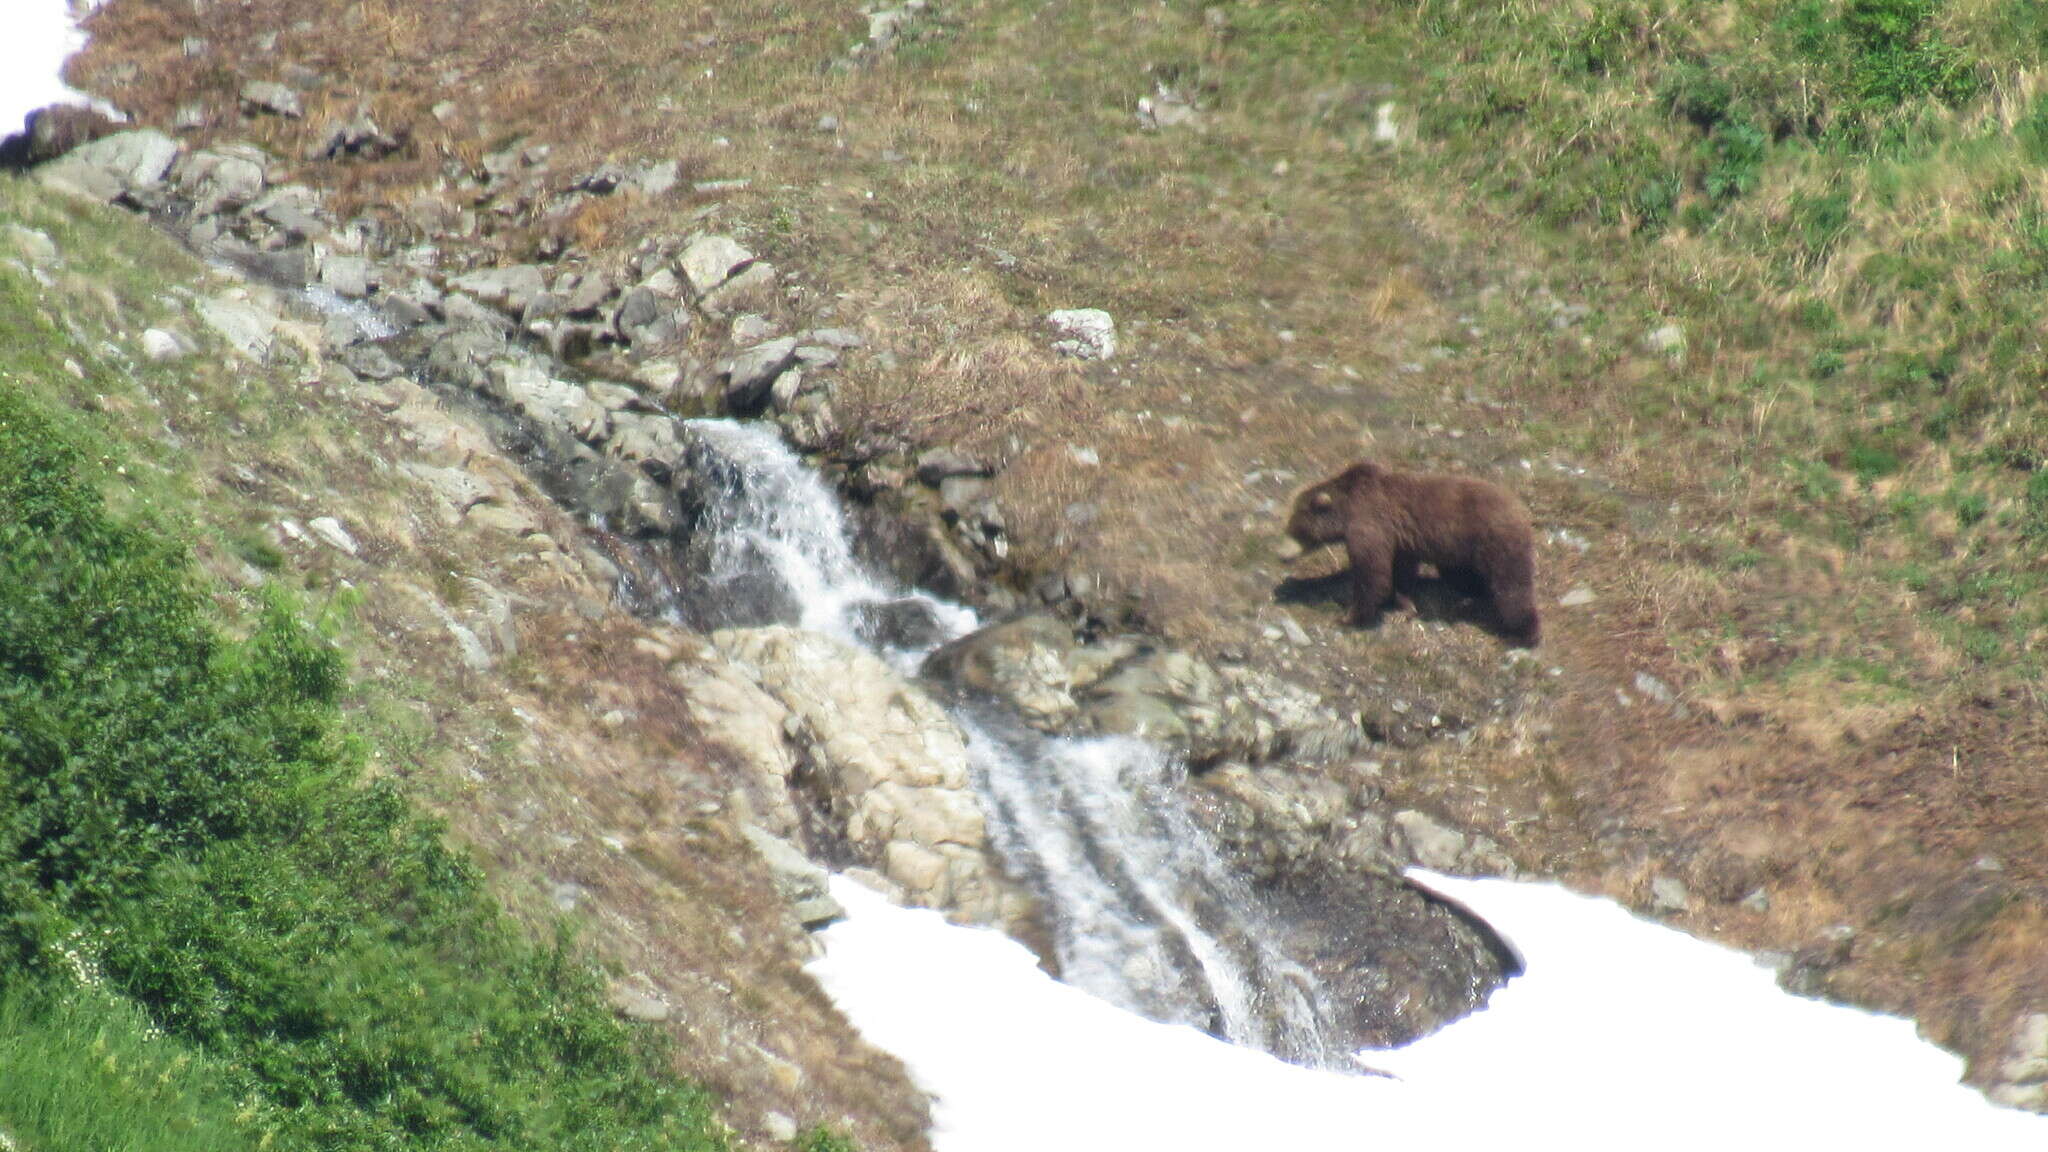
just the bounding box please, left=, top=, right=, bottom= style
left=1278, top=461, right=1385, bottom=559
left=1279, top=481, right=1349, bottom=558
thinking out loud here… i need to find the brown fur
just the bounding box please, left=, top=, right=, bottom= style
left=1285, top=460, right=1540, bottom=646
left=0, top=105, right=118, bottom=170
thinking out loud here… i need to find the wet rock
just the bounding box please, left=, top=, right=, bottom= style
left=605, top=411, right=686, bottom=482
left=37, top=129, right=181, bottom=203
left=239, top=81, right=304, bottom=119
left=707, top=627, right=1032, bottom=928
left=1048, top=308, right=1116, bottom=360
left=344, top=342, right=404, bottom=381
left=320, top=254, right=375, bottom=298
left=484, top=359, right=609, bottom=443
left=848, top=597, right=951, bottom=651
left=1201, top=771, right=1518, bottom=1048
left=680, top=234, right=754, bottom=295
left=921, top=613, right=1079, bottom=729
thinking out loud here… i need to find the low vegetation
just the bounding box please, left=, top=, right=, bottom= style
left=0, top=203, right=728, bottom=1149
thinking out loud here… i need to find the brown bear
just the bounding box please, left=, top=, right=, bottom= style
left=1279, top=460, right=1540, bottom=646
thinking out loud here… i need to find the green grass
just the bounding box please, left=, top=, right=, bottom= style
left=0, top=198, right=732, bottom=1151
left=0, top=984, right=273, bottom=1152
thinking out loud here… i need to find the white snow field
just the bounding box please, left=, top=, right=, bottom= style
left=809, top=870, right=2046, bottom=1152
left=3, top=3, right=98, bottom=133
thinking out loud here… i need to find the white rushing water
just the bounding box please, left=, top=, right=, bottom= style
left=809, top=870, right=2048, bottom=1151
left=681, top=419, right=1333, bottom=1058
left=3, top=2, right=97, bottom=133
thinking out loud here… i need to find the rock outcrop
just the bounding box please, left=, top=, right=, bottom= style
left=685, top=626, right=1036, bottom=933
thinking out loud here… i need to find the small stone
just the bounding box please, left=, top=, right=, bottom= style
left=141, top=328, right=187, bottom=362
left=816, top=114, right=840, bottom=133
left=679, top=234, right=755, bottom=295
left=915, top=447, right=992, bottom=485
left=762, top=1112, right=799, bottom=1143
left=722, top=337, right=799, bottom=414
left=1373, top=101, right=1401, bottom=144
left=1644, top=323, right=1687, bottom=357
left=1559, top=585, right=1596, bottom=607
left=240, top=81, right=303, bottom=119
left=1741, top=888, right=1771, bottom=913
left=1275, top=615, right=1311, bottom=646
left=197, top=294, right=278, bottom=361
left=632, top=160, right=681, bottom=198
left=1047, top=308, right=1116, bottom=360
left=608, top=987, right=671, bottom=1023
left=1651, top=876, right=1689, bottom=912
left=452, top=264, right=547, bottom=316
left=1633, top=672, right=1674, bottom=704
left=308, top=516, right=360, bottom=557
left=320, top=254, right=373, bottom=298
left=1393, top=810, right=1466, bottom=871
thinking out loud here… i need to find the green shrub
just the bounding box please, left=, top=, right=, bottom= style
left=0, top=384, right=728, bottom=1151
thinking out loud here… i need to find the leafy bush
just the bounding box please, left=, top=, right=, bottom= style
left=0, top=384, right=729, bottom=1150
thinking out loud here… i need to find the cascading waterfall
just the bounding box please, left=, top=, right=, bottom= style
left=679, top=418, right=1334, bottom=1064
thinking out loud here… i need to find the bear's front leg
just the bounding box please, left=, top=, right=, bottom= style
left=1343, top=531, right=1394, bottom=628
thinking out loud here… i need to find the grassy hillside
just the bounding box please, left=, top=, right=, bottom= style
left=0, top=195, right=728, bottom=1149
left=62, top=0, right=2048, bottom=1095
left=1233, top=0, right=2048, bottom=675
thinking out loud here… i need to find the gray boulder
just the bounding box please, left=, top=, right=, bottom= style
left=452, top=264, right=548, bottom=317
left=239, top=81, right=303, bottom=119
left=679, top=235, right=754, bottom=295
left=37, top=130, right=181, bottom=202
left=721, top=337, right=799, bottom=414
left=1048, top=308, right=1116, bottom=360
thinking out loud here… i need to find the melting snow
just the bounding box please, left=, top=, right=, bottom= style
left=809, top=870, right=2046, bottom=1151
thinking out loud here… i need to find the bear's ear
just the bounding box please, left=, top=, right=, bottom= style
left=1310, top=490, right=1335, bottom=510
